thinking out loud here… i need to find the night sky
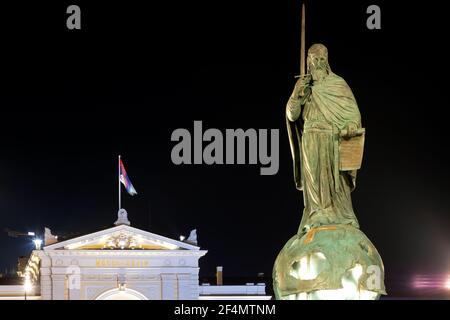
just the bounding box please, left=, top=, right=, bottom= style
left=1, top=0, right=449, bottom=295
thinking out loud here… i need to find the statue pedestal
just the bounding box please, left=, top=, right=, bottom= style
left=273, top=224, right=386, bottom=300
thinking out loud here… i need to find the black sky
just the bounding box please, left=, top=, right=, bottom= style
left=1, top=0, right=449, bottom=295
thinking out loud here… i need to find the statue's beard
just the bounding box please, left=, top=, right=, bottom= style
left=310, top=68, right=328, bottom=82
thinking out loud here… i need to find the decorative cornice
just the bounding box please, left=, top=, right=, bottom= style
left=44, top=250, right=208, bottom=257
left=44, top=225, right=201, bottom=251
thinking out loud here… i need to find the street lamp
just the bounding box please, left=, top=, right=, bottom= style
left=33, top=238, right=43, bottom=250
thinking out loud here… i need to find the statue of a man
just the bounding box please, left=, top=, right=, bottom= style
left=286, top=43, right=361, bottom=236
left=273, top=43, right=386, bottom=300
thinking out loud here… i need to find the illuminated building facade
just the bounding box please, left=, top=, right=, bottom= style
left=0, top=212, right=270, bottom=300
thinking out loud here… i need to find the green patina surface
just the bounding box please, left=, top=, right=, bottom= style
left=274, top=44, right=386, bottom=299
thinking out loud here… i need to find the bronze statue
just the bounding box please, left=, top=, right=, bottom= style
left=272, top=5, right=386, bottom=300
left=287, top=43, right=366, bottom=234
left=273, top=43, right=386, bottom=300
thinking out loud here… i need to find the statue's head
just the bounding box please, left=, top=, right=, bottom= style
left=307, top=44, right=331, bottom=81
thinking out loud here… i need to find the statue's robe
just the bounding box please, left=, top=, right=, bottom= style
left=286, top=72, right=362, bottom=235
left=275, top=72, right=386, bottom=298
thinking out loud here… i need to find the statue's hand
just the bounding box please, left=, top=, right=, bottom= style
left=344, top=122, right=358, bottom=138
left=293, top=75, right=311, bottom=98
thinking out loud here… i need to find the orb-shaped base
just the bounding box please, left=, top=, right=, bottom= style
left=273, top=224, right=386, bottom=300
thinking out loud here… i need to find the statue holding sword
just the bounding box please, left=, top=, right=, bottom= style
left=286, top=42, right=363, bottom=234
left=273, top=3, right=386, bottom=300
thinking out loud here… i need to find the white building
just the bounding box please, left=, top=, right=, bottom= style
left=0, top=210, right=271, bottom=300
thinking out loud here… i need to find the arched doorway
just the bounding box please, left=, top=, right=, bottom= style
left=95, top=288, right=148, bottom=300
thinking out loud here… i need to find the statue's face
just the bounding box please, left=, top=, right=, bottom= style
left=307, top=53, right=329, bottom=82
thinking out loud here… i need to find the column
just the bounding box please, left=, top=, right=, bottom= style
left=40, top=268, right=52, bottom=300
left=161, top=274, right=178, bottom=300
left=51, top=274, right=66, bottom=300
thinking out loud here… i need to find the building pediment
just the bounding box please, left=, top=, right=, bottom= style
left=44, top=225, right=199, bottom=251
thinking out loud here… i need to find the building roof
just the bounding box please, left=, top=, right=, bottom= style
left=44, top=224, right=201, bottom=251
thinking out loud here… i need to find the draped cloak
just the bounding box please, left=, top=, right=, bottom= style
left=286, top=72, right=362, bottom=234
left=275, top=71, right=386, bottom=298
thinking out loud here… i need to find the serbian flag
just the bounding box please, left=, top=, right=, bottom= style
left=119, top=159, right=138, bottom=196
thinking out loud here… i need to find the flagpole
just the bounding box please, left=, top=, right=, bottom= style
left=118, top=155, right=121, bottom=210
